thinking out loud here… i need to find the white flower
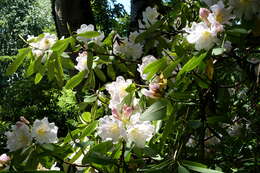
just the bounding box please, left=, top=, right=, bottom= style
left=28, top=33, right=57, bottom=62
left=76, top=24, right=104, bottom=46
left=106, top=76, right=132, bottom=109
left=113, top=32, right=143, bottom=60
left=126, top=113, right=154, bottom=148
left=97, top=115, right=126, bottom=143
left=138, top=55, right=157, bottom=80
left=5, top=122, right=32, bottom=151
left=75, top=52, right=88, bottom=72
left=208, top=1, right=234, bottom=25
left=185, top=22, right=219, bottom=50
left=0, top=154, right=10, bottom=165
left=140, top=7, right=159, bottom=29
left=229, top=0, right=260, bottom=20
left=32, top=117, right=58, bottom=144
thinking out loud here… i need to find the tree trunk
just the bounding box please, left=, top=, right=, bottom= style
left=130, top=0, right=162, bottom=32
left=51, top=0, right=95, bottom=38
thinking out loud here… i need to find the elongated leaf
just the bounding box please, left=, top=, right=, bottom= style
left=77, top=31, right=100, bottom=38
left=94, top=68, right=107, bottom=82
left=65, top=70, right=86, bottom=89
left=143, top=58, right=167, bottom=80
left=178, top=165, right=190, bottom=173
left=141, top=99, right=167, bottom=121
left=183, top=164, right=223, bottom=173
left=35, top=72, right=43, bottom=84
left=177, top=52, right=207, bottom=79
left=163, top=58, right=181, bottom=78
left=5, top=48, right=31, bottom=75
left=52, top=37, right=73, bottom=55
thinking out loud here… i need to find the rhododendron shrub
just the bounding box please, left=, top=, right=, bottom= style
left=2, top=1, right=260, bottom=172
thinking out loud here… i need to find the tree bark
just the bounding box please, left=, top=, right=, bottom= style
left=51, top=0, right=95, bottom=38
left=130, top=0, right=162, bottom=32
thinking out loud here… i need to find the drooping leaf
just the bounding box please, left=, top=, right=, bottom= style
left=178, top=165, right=190, bottom=173
left=5, top=47, right=31, bottom=75
left=141, top=99, right=167, bottom=121
left=65, top=70, right=86, bottom=89
left=143, top=58, right=167, bottom=80
left=77, top=31, right=100, bottom=38
left=177, top=52, right=208, bottom=79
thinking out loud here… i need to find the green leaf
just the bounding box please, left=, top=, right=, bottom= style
left=77, top=31, right=100, bottom=38
left=65, top=70, right=86, bottom=89
left=82, top=141, right=115, bottom=165
left=178, top=165, right=190, bottom=173
left=54, top=55, right=64, bottom=84
left=107, top=64, right=116, bottom=80
left=141, top=99, right=167, bottom=121
left=35, top=72, right=43, bottom=84
left=83, top=151, right=115, bottom=165
left=80, top=121, right=98, bottom=138
left=41, top=144, right=73, bottom=160
left=84, top=94, right=97, bottom=103
left=5, top=47, right=31, bottom=75
left=81, top=112, right=92, bottom=123
left=52, top=37, right=73, bottom=54
left=163, top=58, right=181, bottom=78
left=94, top=67, right=107, bottom=82
left=87, top=52, right=93, bottom=70
left=143, top=58, right=167, bottom=80
left=183, top=164, right=223, bottom=173
left=177, top=52, right=208, bottom=79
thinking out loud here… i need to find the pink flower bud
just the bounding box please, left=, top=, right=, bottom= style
left=199, top=8, right=211, bottom=19
left=0, top=154, right=10, bottom=165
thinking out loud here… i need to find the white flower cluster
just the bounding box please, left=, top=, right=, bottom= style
left=113, top=32, right=143, bottom=60
left=27, top=33, right=57, bottom=63
left=113, top=6, right=160, bottom=60
left=5, top=117, right=58, bottom=152
left=189, top=0, right=260, bottom=50
left=185, top=1, right=235, bottom=50
left=138, top=7, right=160, bottom=30
left=97, top=76, right=155, bottom=148
left=75, top=51, right=88, bottom=72
left=76, top=24, right=104, bottom=46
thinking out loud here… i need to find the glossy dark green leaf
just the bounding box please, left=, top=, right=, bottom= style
left=143, top=58, right=167, bottom=80
left=141, top=99, right=167, bottom=121
left=177, top=52, right=207, bottom=79
left=94, top=67, right=107, bottom=82
left=178, top=165, right=190, bottom=173
left=65, top=70, right=86, bottom=89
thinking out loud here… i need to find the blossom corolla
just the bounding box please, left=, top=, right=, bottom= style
left=126, top=113, right=154, bottom=148
left=229, top=0, right=260, bottom=20
left=141, top=74, right=167, bottom=99
left=5, top=122, right=32, bottom=151
left=0, top=154, right=10, bottom=165
left=184, top=22, right=219, bottom=50
left=32, top=117, right=58, bottom=144
left=97, top=115, right=126, bottom=143
left=76, top=24, right=104, bottom=46
left=139, top=7, right=159, bottom=29
left=106, top=76, right=132, bottom=109
left=75, top=51, right=88, bottom=72
left=28, top=33, right=57, bottom=62
left=113, top=32, right=143, bottom=60
left=138, top=55, right=157, bottom=80
left=208, top=1, right=234, bottom=25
